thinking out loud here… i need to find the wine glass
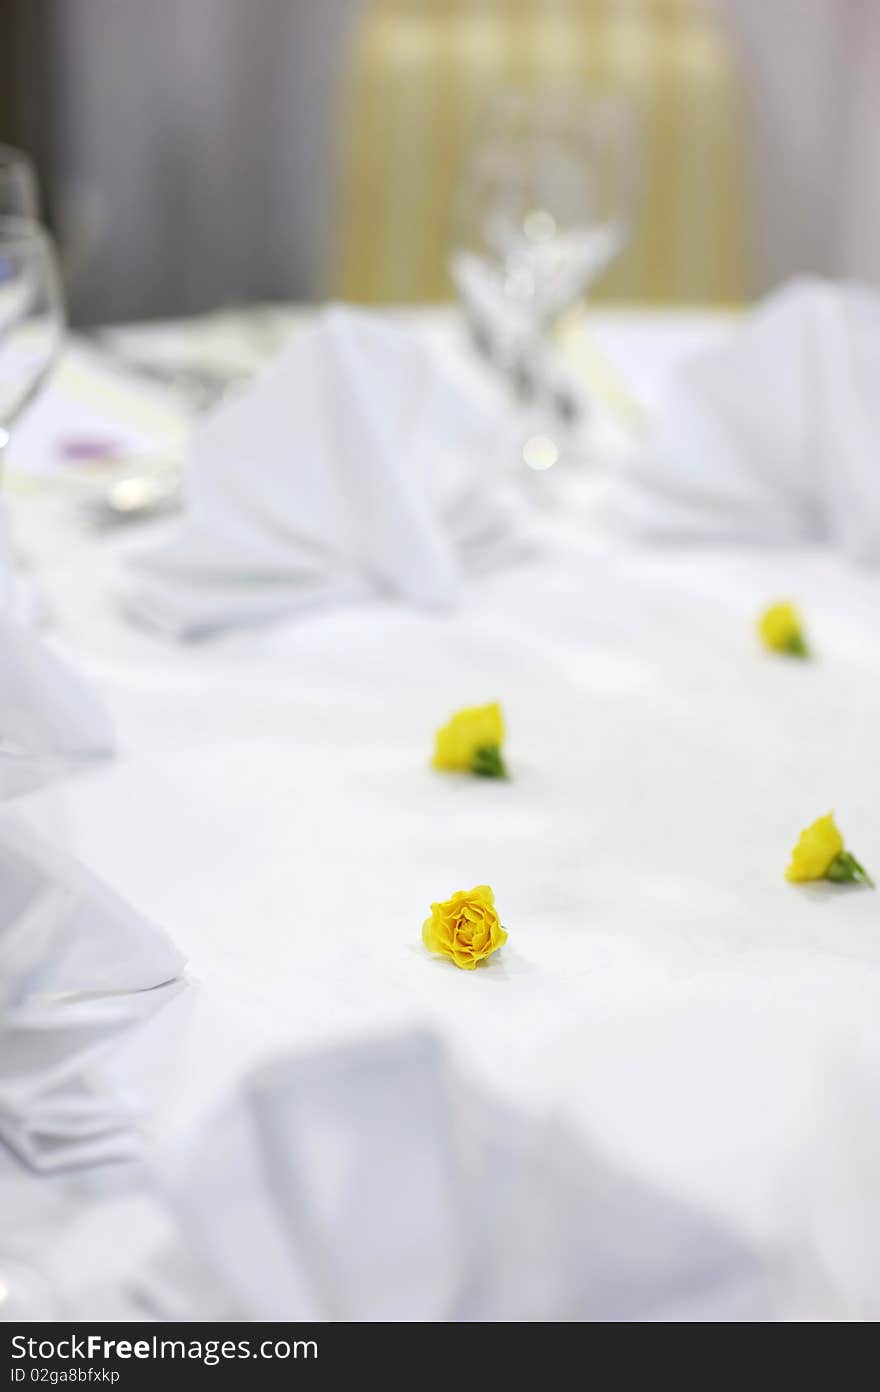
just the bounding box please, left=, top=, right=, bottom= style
left=451, top=87, right=639, bottom=466
left=0, top=217, right=65, bottom=464
left=0, top=145, right=40, bottom=219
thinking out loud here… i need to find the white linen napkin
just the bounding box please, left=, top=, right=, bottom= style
left=121, top=1032, right=772, bottom=1322
left=0, top=817, right=187, bottom=1172
left=0, top=504, right=113, bottom=799
left=126, top=306, right=528, bottom=639
left=605, top=279, right=880, bottom=561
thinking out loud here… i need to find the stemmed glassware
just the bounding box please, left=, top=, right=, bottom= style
left=0, top=152, right=66, bottom=1320
left=0, top=216, right=65, bottom=465
left=0, top=144, right=64, bottom=472
left=0, top=144, right=40, bottom=219
left=0, top=154, right=65, bottom=613
left=451, top=87, right=639, bottom=468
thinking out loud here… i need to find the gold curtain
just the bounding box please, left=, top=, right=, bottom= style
left=331, top=0, right=748, bottom=304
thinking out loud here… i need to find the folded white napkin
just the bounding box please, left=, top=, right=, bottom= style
left=126, top=306, right=528, bottom=638
left=0, top=504, right=113, bottom=799
left=121, top=1032, right=772, bottom=1321
left=0, top=818, right=187, bottom=1171
left=606, top=279, right=880, bottom=561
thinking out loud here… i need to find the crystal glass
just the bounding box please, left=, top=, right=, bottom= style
left=450, top=87, right=639, bottom=465
left=0, top=144, right=40, bottom=219
left=0, top=217, right=65, bottom=464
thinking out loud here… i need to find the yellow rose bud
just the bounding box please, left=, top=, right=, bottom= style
left=758, top=601, right=809, bottom=657
left=432, top=702, right=508, bottom=778
left=422, top=884, right=508, bottom=970
left=786, top=812, right=873, bottom=887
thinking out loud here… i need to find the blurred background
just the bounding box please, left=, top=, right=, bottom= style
left=1, top=0, right=879, bottom=326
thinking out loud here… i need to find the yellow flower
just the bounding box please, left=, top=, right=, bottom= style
left=785, top=812, right=873, bottom=887
left=785, top=812, right=842, bottom=880
left=432, top=702, right=508, bottom=778
left=422, top=884, right=508, bottom=970
left=758, top=601, right=809, bottom=657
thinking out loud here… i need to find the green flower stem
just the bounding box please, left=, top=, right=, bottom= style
left=784, top=632, right=810, bottom=658
left=826, top=851, right=874, bottom=887
left=471, top=745, right=508, bottom=780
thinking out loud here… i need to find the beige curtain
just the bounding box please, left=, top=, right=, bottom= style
left=41, top=0, right=362, bottom=323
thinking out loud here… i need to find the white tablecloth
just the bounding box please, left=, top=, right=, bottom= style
left=7, top=309, right=880, bottom=1317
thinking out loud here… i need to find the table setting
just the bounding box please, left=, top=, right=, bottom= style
left=2, top=120, right=880, bottom=1325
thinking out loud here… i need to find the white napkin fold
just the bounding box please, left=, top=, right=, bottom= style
left=0, top=817, right=187, bottom=1171
left=0, top=504, right=113, bottom=799
left=605, top=279, right=880, bottom=561
left=122, top=1032, right=772, bottom=1322
left=126, top=306, right=528, bottom=639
